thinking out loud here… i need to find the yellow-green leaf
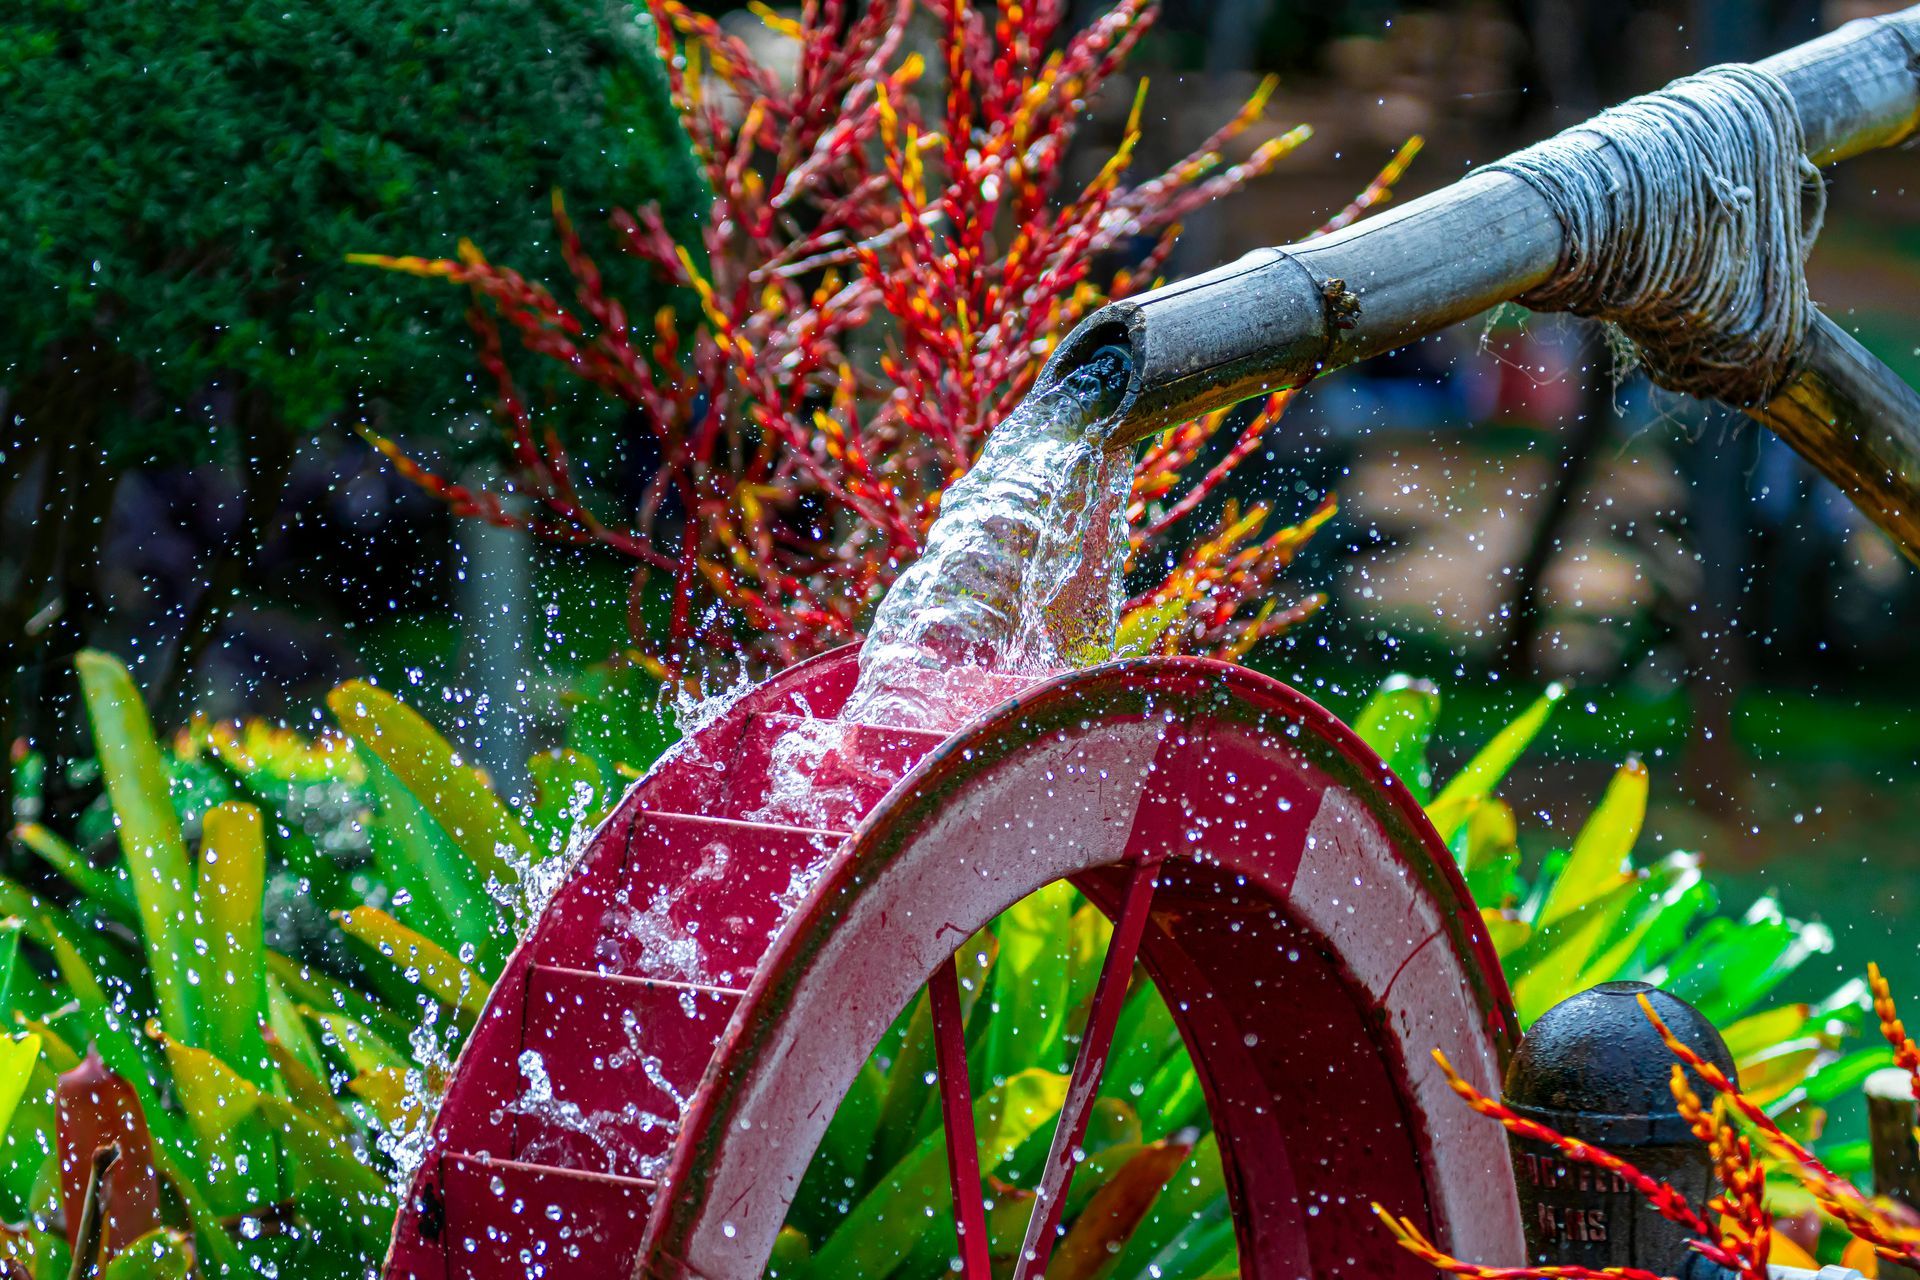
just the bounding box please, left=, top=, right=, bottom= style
left=76, top=651, right=198, bottom=1046
left=98, top=1227, right=191, bottom=1280
left=1427, top=683, right=1566, bottom=842
left=1509, top=877, right=1646, bottom=1024
left=306, top=1009, right=408, bottom=1077
left=348, top=1066, right=426, bottom=1129
left=153, top=1030, right=261, bottom=1141
left=1352, top=676, right=1442, bottom=801
left=1721, top=1004, right=1813, bottom=1063
left=1480, top=909, right=1531, bottom=959
left=0, top=1033, right=41, bottom=1138
left=1538, top=757, right=1648, bottom=927
left=11, top=823, right=127, bottom=915
left=333, top=906, right=490, bottom=1016
left=196, top=803, right=270, bottom=1083
left=327, top=680, right=534, bottom=885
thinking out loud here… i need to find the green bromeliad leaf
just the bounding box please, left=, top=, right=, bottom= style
left=327, top=679, right=537, bottom=887
left=802, top=1069, right=1069, bottom=1279
left=1537, top=757, right=1647, bottom=928
left=1351, top=675, right=1442, bottom=802
left=1426, top=681, right=1565, bottom=842
left=196, top=803, right=271, bottom=1085
left=75, top=651, right=200, bottom=1049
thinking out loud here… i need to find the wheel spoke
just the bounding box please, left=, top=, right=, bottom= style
left=1013, top=855, right=1165, bottom=1280
left=930, top=954, right=993, bottom=1279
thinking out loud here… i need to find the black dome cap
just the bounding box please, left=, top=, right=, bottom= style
left=1503, top=981, right=1738, bottom=1145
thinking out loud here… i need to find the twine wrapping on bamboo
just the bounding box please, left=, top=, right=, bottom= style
left=1485, top=63, right=1827, bottom=407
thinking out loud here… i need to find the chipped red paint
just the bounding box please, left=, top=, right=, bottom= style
left=383, top=647, right=1523, bottom=1280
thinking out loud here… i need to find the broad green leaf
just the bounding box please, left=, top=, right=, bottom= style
left=0, top=919, right=21, bottom=1017
left=1538, top=758, right=1647, bottom=927
left=148, top=1144, right=246, bottom=1278
left=307, top=1009, right=409, bottom=1076
left=868, top=990, right=935, bottom=1182
left=266, top=950, right=415, bottom=1050
left=1427, top=683, right=1565, bottom=842
left=43, top=936, right=177, bottom=1146
left=334, top=906, right=491, bottom=1017
left=1571, top=852, right=1703, bottom=991
left=0, top=873, right=139, bottom=998
left=1735, top=1037, right=1826, bottom=1106
left=150, top=1029, right=278, bottom=1214
left=1660, top=898, right=1831, bottom=1024
left=768, top=1226, right=811, bottom=1277
left=362, top=753, right=494, bottom=965
left=1103, top=983, right=1180, bottom=1125
left=154, top=1033, right=262, bottom=1140
left=1458, top=798, right=1520, bottom=906
left=347, top=1065, right=425, bottom=1130
left=0, top=1034, right=41, bottom=1138
left=0, top=1225, right=69, bottom=1280
left=327, top=679, right=535, bottom=886
left=1509, top=877, right=1646, bottom=1024
left=983, top=881, right=1076, bottom=1083
left=258, top=1090, right=395, bottom=1253
left=805, top=1069, right=1068, bottom=1279
left=1786, top=1046, right=1894, bottom=1109
left=76, top=651, right=199, bottom=1047
left=1481, top=910, right=1530, bottom=958
left=527, top=748, right=607, bottom=847
left=196, top=803, right=270, bottom=1083
left=264, top=972, right=328, bottom=1080
left=1351, top=676, right=1442, bottom=801
left=1721, top=1004, right=1813, bottom=1063
left=98, top=1228, right=191, bottom=1280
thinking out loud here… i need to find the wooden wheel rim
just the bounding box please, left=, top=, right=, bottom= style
left=382, top=649, right=1523, bottom=1280
left=641, top=657, right=1521, bottom=1278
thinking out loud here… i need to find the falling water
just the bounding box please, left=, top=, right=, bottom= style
left=745, top=346, right=1134, bottom=827
left=840, top=344, right=1136, bottom=729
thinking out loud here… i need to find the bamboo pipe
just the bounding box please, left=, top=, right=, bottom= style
left=1053, top=6, right=1920, bottom=555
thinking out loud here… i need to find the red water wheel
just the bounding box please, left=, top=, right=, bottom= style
left=382, top=648, right=1523, bottom=1279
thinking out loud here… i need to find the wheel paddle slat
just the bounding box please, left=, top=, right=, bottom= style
left=434, top=1152, right=653, bottom=1278
left=929, top=956, right=993, bottom=1280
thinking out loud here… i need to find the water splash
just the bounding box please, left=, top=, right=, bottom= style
left=495, top=1047, right=679, bottom=1179
left=844, top=343, right=1135, bottom=730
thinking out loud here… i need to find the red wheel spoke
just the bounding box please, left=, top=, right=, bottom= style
left=1013, top=855, right=1165, bottom=1280
left=930, top=954, right=993, bottom=1279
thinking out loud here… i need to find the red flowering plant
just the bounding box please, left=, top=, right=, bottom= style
left=1376, top=972, right=1920, bottom=1280
left=356, top=0, right=1421, bottom=678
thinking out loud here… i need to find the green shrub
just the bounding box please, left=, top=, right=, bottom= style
left=0, top=0, right=701, bottom=465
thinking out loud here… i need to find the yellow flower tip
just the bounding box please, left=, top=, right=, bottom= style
left=1248, top=73, right=1281, bottom=114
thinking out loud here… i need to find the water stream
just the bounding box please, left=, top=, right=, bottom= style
left=841, top=343, right=1136, bottom=729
